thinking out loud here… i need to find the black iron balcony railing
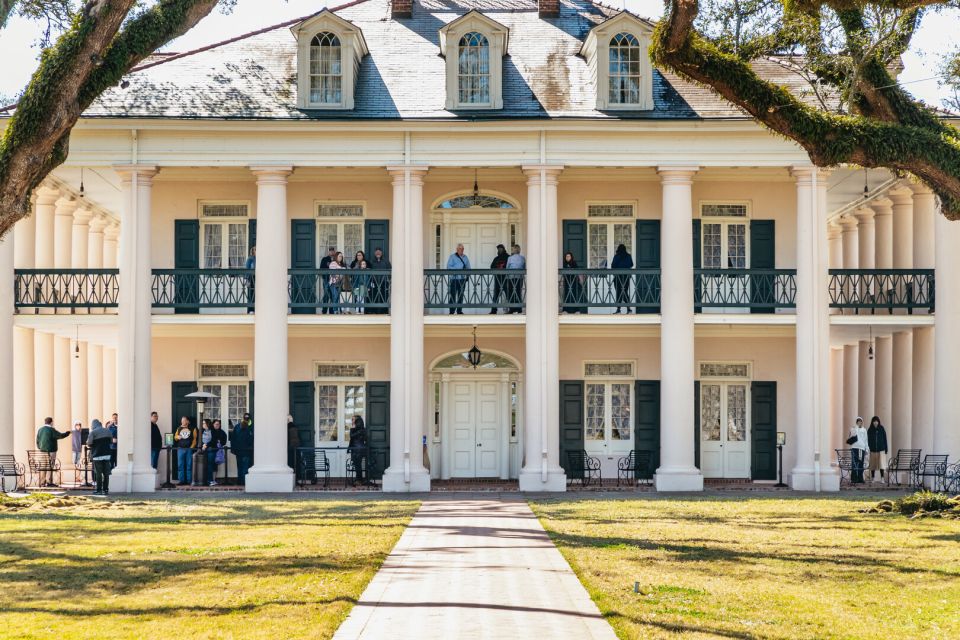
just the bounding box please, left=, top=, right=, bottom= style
left=151, top=269, right=254, bottom=310
left=424, top=269, right=526, bottom=312
left=558, top=269, right=661, bottom=313
left=14, top=269, right=119, bottom=310
left=289, top=269, right=391, bottom=313
left=828, top=269, right=934, bottom=313
left=695, top=269, right=797, bottom=310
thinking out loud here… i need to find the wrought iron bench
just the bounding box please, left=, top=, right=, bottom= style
left=887, top=448, right=922, bottom=486
left=27, top=450, right=61, bottom=487
left=566, top=450, right=602, bottom=487
left=617, top=450, right=653, bottom=486
left=944, top=462, right=960, bottom=494
left=835, top=449, right=855, bottom=486
left=295, top=448, right=330, bottom=488
left=0, top=454, right=25, bottom=492
left=914, top=454, right=949, bottom=491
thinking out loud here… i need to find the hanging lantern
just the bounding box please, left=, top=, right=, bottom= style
left=468, top=326, right=482, bottom=369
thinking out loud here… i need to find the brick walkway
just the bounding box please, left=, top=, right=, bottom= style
left=333, top=499, right=618, bottom=640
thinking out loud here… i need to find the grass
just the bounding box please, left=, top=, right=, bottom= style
left=531, top=495, right=960, bottom=640
left=0, top=496, right=419, bottom=640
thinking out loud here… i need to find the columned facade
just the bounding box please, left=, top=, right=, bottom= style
left=933, top=210, right=960, bottom=456
left=911, top=183, right=935, bottom=455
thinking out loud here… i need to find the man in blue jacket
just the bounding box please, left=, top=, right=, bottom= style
left=446, top=244, right=471, bottom=315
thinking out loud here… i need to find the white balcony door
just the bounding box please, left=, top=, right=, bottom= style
left=699, top=382, right=751, bottom=478
left=448, top=379, right=502, bottom=478
left=447, top=222, right=503, bottom=315
left=701, top=220, right=748, bottom=313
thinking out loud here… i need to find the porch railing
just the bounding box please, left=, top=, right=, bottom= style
left=695, top=269, right=797, bottom=310
left=151, top=269, right=254, bottom=310
left=828, top=269, right=935, bottom=313
left=289, top=269, right=391, bottom=313
left=424, top=269, right=526, bottom=312
left=557, top=269, right=660, bottom=312
left=14, top=269, right=119, bottom=310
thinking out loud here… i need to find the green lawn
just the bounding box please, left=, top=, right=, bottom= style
left=0, top=496, right=418, bottom=640
left=532, top=496, right=960, bottom=640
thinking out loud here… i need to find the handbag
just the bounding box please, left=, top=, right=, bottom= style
left=215, top=446, right=226, bottom=465
left=846, top=435, right=858, bottom=445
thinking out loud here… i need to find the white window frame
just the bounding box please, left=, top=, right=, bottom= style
left=608, top=32, right=642, bottom=106
left=292, top=10, right=368, bottom=110
left=583, top=361, right=635, bottom=454
left=315, top=201, right=366, bottom=263
left=440, top=11, right=508, bottom=111
left=586, top=201, right=636, bottom=269
left=699, top=201, right=751, bottom=270
left=309, top=32, right=343, bottom=106
left=698, top=361, right=752, bottom=458
left=581, top=14, right=654, bottom=111
left=314, top=361, right=367, bottom=445
left=198, top=201, right=250, bottom=270
left=196, top=361, right=251, bottom=428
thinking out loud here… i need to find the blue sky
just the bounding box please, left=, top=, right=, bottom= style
left=1, top=0, right=957, bottom=107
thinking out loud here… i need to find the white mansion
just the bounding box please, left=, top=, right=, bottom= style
left=1, top=0, right=957, bottom=493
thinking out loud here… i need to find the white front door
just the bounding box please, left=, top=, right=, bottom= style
left=448, top=380, right=502, bottom=478
left=700, top=382, right=751, bottom=478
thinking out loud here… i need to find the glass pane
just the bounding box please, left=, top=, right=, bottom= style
left=703, top=223, right=722, bottom=269
left=611, top=383, right=631, bottom=440
left=201, top=384, right=222, bottom=423
left=343, top=385, right=365, bottom=433
left=318, top=224, right=338, bottom=253
left=203, top=224, right=223, bottom=269
left=510, top=381, right=518, bottom=439
left=344, top=224, right=363, bottom=261
left=317, top=385, right=338, bottom=443
left=701, top=384, right=721, bottom=441
left=227, top=384, right=248, bottom=427
left=728, top=223, right=746, bottom=268
left=588, top=224, right=608, bottom=268
left=585, top=384, right=605, bottom=441
left=458, top=32, right=490, bottom=104
left=614, top=224, right=632, bottom=254
left=727, top=385, right=747, bottom=442
left=228, top=223, right=247, bottom=268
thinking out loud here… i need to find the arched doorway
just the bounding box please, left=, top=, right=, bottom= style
left=429, top=350, right=521, bottom=479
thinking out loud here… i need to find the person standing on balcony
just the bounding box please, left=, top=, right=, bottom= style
left=71, top=420, right=83, bottom=469
left=174, top=416, right=196, bottom=486
left=867, top=416, right=889, bottom=483
left=446, top=244, right=470, bottom=315
left=108, top=413, right=118, bottom=468
left=245, top=246, right=256, bottom=314
left=319, top=246, right=337, bottom=314
left=150, top=412, right=163, bottom=470
left=611, top=244, right=634, bottom=314
left=489, top=244, right=509, bottom=314
left=506, top=244, right=525, bottom=314
left=36, top=417, right=69, bottom=487
left=87, top=419, right=113, bottom=496
left=562, top=251, right=584, bottom=314
left=353, top=260, right=370, bottom=314
left=203, top=419, right=227, bottom=487
left=368, top=247, right=391, bottom=314
left=328, top=252, right=345, bottom=315
left=232, top=414, right=254, bottom=485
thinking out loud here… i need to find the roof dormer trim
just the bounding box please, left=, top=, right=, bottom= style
left=291, top=10, right=368, bottom=110
left=439, top=11, right=509, bottom=111
left=580, top=11, right=655, bottom=112
left=438, top=10, right=509, bottom=57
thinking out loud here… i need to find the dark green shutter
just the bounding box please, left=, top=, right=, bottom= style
left=634, top=380, right=660, bottom=478
left=694, top=380, right=701, bottom=470
left=364, top=219, right=390, bottom=262
left=174, top=220, right=200, bottom=314
left=749, top=220, right=776, bottom=313
left=290, top=220, right=317, bottom=315
left=172, top=381, right=199, bottom=431
left=692, top=219, right=702, bottom=313
left=366, top=382, right=390, bottom=480
left=635, top=220, right=661, bottom=314
left=750, top=381, right=777, bottom=480
left=559, top=380, right=585, bottom=478
left=289, top=381, right=315, bottom=455
left=562, top=221, right=587, bottom=266
left=248, top=219, right=257, bottom=251
left=247, top=381, right=254, bottom=431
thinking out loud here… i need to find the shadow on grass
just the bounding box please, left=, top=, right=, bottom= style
left=606, top=611, right=764, bottom=640
left=2, top=596, right=358, bottom=618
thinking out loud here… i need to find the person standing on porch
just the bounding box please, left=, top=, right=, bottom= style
left=348, top=415, right=368, bottom=486
left=150, top=412, right=163, bottom=470
left=506, top=244, right=525, bottom=314
left=36, top=417, right=69, bottom=487
left=368, top=247, right=391, bottom=314
left=87, top=419, right=113, bottom=496
left=107, top=413, right=119, bottom=468
left=848, top=417, right=868, bottom=484
left=611, top=244, right=634, bottom=314
left=489, top=244, right=509, bottom=314
left=867, top=416, right=889, bottom=483
left=245, top=246, right=256, bottom=314
left=71, top=420, right=83, bottom=469
left=328, top=252, right=346, bottom=315
left=319, top=246, right=336, bottom=314
left=231, top=414, right=254, bottom=485
left=561, top=251, right=584, bottom=314
left=447, top=244, right=470, bottom=315
left=203, top=419, right=227, bottom=486
left=174, top=416, right=196, bottom=486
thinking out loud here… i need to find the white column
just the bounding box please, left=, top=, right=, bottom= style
left=72, top=208, right=92, bottom=269
left=912, top=184, right=935, bottom=272
left=843, top=344, right=859, bottom=435
left=654, top=167, right=702, bottom=491
left=34, top=187, right=58, bottom=270
left=912, top=327, right=934, bottom=454
left=874, top=335, right=892, bottom=426
left=858, top=340, right=875, bottom=420
left=245, top=166, right=294, bottom=493
left=88, top=216, right=106, bottom=269
left=840, top=216, right=859, bottom=269
left=791, top=167, right=834, bottom=490
left=112, top=165, right=157, bottom=493
left=14, top=201, right=35, bottom=269
left=0, top=234, right=13, bottom=459
left=53, top=335, right=71, bottom=468
left=933, top=211, right=960, bottom=458
left=103, top=223, right=119, bottom=269
left=383, top=166, right=431, bottom=492
left=891, top=331, right=913, bottom=450
left=872, top=198, right=893, bottom=271
left=829, top=347, right=844, bottom=458
left=13, top=327, right=35, bottom=459
left=889, top=186, right=914, bottom=270
left=71, top=340, right=89, bottom=431
left=103, top=347, right=117, bottom=422
left=88, top=343, right=104, bottom=425
left=34, top=332, right=54, bottom=430
left=854, top=207, right=875, bottom=270
left=519, top=165, right=567, bottom=491
left=53, top=198, right=76, bottom=268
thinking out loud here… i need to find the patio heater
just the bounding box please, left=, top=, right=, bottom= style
left=163, top=390, right=217, bottom=488
left=775, top=431, right=787, bottom=488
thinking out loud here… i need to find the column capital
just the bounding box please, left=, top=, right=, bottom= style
left=870, top=197, right=893, bottom=216
left=852, top=206, right=875, bottom=224
left=910, top=181, right=934, bottom=196
left=88, top=215, right=109, bottom=234
left=73, top=207, right=95, bottom=226
left=838, top=214, right=859, bottom=232
left=827, top=221, right=842, bottom=241
left=34, top=185, right=60, bottom=206
left=888, top=185, right=914, bottom=205
left=113, top=165, right=158, bottom=184
left=104, top=222, right=120, bottom=241
left=656, top=166, right=699, bottom=183
left=522, top=165, right=564, bottom=185
left=250, top=166, right=293, bottom=184
left=54, top=197, right=78, bottom=217
left=386, top=166, right=430, bottom=186
left=790, top=165, right=831, bottom=185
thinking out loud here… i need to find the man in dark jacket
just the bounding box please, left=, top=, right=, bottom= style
left=348, top=415, right=368, bottom=486
left=231, top=414, right=254, bottom=485
left=319, top=246, right=336, bottom=314
left=867, top=416, right=889, bottom=482
left=36, top=417, right=70, bottom=487
left=368, top=247, right=391, bottom=314
left=489, top=244, right=509, bottom=314
left=287, top=415, right=300, bottom=470
left=87, top=419, right=114, bottom=495
left=108, top=413, right=119, bottom=468
left=150, top=412, right=163, bottom=470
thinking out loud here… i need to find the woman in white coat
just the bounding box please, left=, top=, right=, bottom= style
left=848, top=417, right=869, bottom=484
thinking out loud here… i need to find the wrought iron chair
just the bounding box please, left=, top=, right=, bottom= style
left=295, top=448, right=329, bottom=488
left=27, top=450, right=61, bottom=488
left=0, top=454, right=25, bottom=492
left=616, top=450, right=653, bottom=486
left=886, top=448, right=922, bottom=486
left=914, top=455, right=949, bottom=491
left=835, top=449, right=855, bottom=487
left=566, top=450, right=601, bottom=487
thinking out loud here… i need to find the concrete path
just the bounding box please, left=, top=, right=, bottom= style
left=333, top=499, right=618, bottom=640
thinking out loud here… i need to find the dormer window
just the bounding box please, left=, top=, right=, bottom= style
left=292, top=10, right=367, bottom=110
left=440, top=11, right=508, bottom=110
left=581, top=12, right=654, bottom=111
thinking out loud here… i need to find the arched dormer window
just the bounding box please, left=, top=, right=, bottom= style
left=310, top=32, right=342, bottom=105
left=608, top=32, right=640, bottom=105
left=458, top=32, right=490, bottom=105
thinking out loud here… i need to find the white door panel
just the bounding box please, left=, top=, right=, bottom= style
left=450, top=382, right=476, bottom=477
left=699, top=381, right=751, bottom=479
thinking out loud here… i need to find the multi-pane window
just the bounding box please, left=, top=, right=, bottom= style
left=316, top=362, right=366, bottom=444
left=458, top=32, right=490, bottom=105
left=701, top=204, right=748, bottom=270
left=584, top=362, right=634, bottom=450
left=198, top=362, right=249, bottom=428
left=608, top=32, right=641, bottom=105
left=316, top=363, right=365, bottom=378
left=588, top=222, right=633, bottom=268
left=585, top=362, right=634, bottom=377
left=437, top=194, right=513, bottom=209
left=510, top=381, right=519, bottom=441
left=200, top=203, right=248, bottom=269
left=317, top=203, right=364, bottom=260
left=309, top=32, right=342, bottom=105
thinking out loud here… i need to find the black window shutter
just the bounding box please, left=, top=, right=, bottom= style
left=289, top=381, right=315, bottom=463
left=247, top=381, right=254, bottom=431
left=750, top=381, right=777, bottom=480
left=749, top=220, right=776, bottom=313
left=248, top=219, right=257, bottom=251
left=559, top=380, right=585, bottom=478
left=692, top=219, right=702, bottom=313
left=170, top=381, right=198, bottom=479
left=365, top=382, right=390, bottom=480
left=290, top=220, right=317, bottom=315
left=364, top=219, right=390, bottom=262
left=562, top=220, right=587, bottom=266
left=174, top=220, right=200, bottom=314
left=694, top=380, right=701, bottom=470
left=634, top=380, right=660, bottom=478
left=635, top=220, right=661, bottom=314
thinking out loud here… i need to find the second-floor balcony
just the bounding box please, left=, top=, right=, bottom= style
left=828, top=269, right=935, bottom=313
left=558, top=269, right=661, bottom=313
left=424, top=269, right=526, bottom=314
left=695, top=269, right=797, bottom=311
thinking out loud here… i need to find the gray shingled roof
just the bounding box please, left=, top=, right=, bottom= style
left=83, top=0, right=823, bottom=120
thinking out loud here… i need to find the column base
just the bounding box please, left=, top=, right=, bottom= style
left=244, top=466, right=295, bottom=493
left=518, top=468, right=567, bottom=492
left=109, top=467, right=157, bottom=493
left=381, top=467, right=431, bottom=493
left=654, top=468, right=704, bottom=492
left=789, top=468, right=841, bottom=492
